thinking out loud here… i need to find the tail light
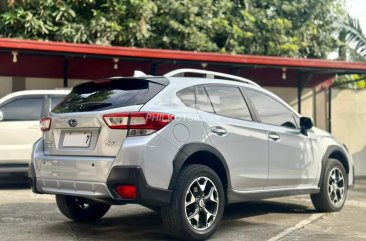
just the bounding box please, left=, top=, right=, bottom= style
left=40, top=117, right=51, bottom=132
left=115, top=185, right=137, bottom=199
left=103, top=112, right=175, bottom=136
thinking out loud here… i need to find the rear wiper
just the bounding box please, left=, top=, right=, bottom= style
left=77, top=102, right=112, bottom=111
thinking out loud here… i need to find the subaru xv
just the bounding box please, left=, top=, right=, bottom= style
left=29, top=69, right=354, bottom=240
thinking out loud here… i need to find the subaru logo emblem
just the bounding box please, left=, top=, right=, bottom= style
left=68, top=119, right=78, bottom=127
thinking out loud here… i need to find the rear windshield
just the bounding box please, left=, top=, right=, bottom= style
left=52, top=79, right=166, bottom=113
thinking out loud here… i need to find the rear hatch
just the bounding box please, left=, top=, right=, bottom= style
left=43, top=77, right=168, bottom=157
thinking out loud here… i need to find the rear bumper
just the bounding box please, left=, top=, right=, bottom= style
left=29, top=138, right=172, bottom=206
left=28, top=162, right=41, bottom=194
left=29, top=164, right=172, bottom=206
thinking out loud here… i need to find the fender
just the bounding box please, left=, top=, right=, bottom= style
left=318, top=145, right=350, bottom=187
left=168, top=142, right=232, bottom=190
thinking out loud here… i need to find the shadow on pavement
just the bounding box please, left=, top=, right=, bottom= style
left=224, top=200, right=314, bottom=220
left=41, top=200, right=313, bottom=241
left=0, top=193, right=317, bottom=241
left=49, top=210, right=171, bottom=241
left=0, top=176, right=29, bottom=189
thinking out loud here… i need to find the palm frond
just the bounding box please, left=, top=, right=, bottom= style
left=336, top=13, right=366, bottom=59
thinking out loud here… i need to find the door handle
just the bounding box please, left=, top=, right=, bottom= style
left=211, top=126, right=227, bottom=136
left=268, top=133, right=280, bottom=141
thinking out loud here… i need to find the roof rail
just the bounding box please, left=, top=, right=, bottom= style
left=164, top=68, right=260, bottom=87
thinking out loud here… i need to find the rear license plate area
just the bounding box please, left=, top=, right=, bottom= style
left=62, top=132, right=92, bottom=148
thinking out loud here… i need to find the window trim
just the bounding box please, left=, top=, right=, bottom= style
left=203, top=87, right=216, bottom=113
left=194, top=85, right=215, bottom=113
left=0, top=95, right=46, bottom=121
left=194, top=84, right=254, bottom=122
left=242, top=87, right=300, bottom=129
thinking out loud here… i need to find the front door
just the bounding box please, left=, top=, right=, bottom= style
left=245, top=88, right=318, bottom=189
left=263, top=124, right=318, bottom=188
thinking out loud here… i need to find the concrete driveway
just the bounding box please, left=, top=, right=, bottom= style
left=0, top=179, right=365, bottom=241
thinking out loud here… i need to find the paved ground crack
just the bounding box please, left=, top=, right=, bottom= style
left=267, top=213, right=325, bottom=241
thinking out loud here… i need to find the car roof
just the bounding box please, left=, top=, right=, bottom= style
left=0, top=89, right=71, bottom=104
left=166, top=76, right=263, bottom=90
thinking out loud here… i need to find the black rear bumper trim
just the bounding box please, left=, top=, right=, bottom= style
left=106, top=166, right=172, bottom=207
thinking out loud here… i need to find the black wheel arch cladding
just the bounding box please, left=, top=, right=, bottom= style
left=318, top=145, right=350, bottom=187
left=168, top=142, right=232, bottom=191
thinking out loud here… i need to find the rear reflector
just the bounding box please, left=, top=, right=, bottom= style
left=40, top=117, right=51, bottom=132
left=116, top=185, right=137, bottom=199
left=103, top=112, right=175, bottom=136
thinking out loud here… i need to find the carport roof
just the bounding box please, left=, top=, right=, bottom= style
left=0, top=38, right=365, bottom=88
left=1, top=38, right=366, bottom=71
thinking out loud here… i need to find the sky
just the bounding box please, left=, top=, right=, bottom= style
left=346, top=0, right=366, bottom=32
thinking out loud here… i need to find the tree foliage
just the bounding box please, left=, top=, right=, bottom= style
left=336, top=12, right=366, bottom=60
left=333, top=9, right=366, bottom=89
left=0, top=0, right=348, bottom=58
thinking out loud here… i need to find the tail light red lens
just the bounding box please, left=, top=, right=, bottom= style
left=40, top=117, right=51, bottom=132
left=103, top=112, right=175, bottom=136
left=115, top=185, right=137, bottom=199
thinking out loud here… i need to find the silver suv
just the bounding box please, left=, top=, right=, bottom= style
left=29, top=69, right=354, bottom=240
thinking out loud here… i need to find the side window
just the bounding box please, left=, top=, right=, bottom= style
left=196, top=87, right=214, bottom=113
left=0, top=97, right=44, bottom=121
left=246, top=89, right=296, bottom=128
left=51, top=96, right=66, bottom=109
left=176, top=87, right=195, bottom=108
left=205, top=86, right=252, bottom=121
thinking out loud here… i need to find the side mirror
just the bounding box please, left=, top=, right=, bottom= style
left=0, top=110, right=3, bottom=121
left=300, top=117, right=313, bottom=135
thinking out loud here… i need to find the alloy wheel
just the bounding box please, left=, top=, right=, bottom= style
left=184, top=177, right=219, bottom=231
left=327, top=167, right=345, bottom=207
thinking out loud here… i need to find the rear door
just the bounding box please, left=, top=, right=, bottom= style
left=245, top=88, right=318, bottom=189
left=0, top=96, right=44, bottom=163
left=44, top=78, right=167, bottom=157
left=196, top=85, right=268, bottom=191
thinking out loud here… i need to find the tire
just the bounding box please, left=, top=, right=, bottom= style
left=161, top=164, right=225, bottom=241
left=56, top=195, right=111, bottom=222
left=311, top=158, right=348, bottom=212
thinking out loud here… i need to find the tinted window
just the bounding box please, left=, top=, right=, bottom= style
left=196, top=87, right=214, bottom=113
left=205, top=86, right=252, bottom=120
left=53, top=79, right=165, bottom=113
left=177, top=87, right=195, bottom=108
left=246, top=89, right=296, bottom=128
left=1, top=98, right=43, bottom=121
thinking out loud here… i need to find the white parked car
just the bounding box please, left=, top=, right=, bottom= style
left=0, top=90, right=69, bottom=175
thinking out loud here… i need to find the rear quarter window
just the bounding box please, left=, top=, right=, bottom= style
left=176, top=87, right=195, bottom=108
left=53, top=79, right=166, bottom=113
